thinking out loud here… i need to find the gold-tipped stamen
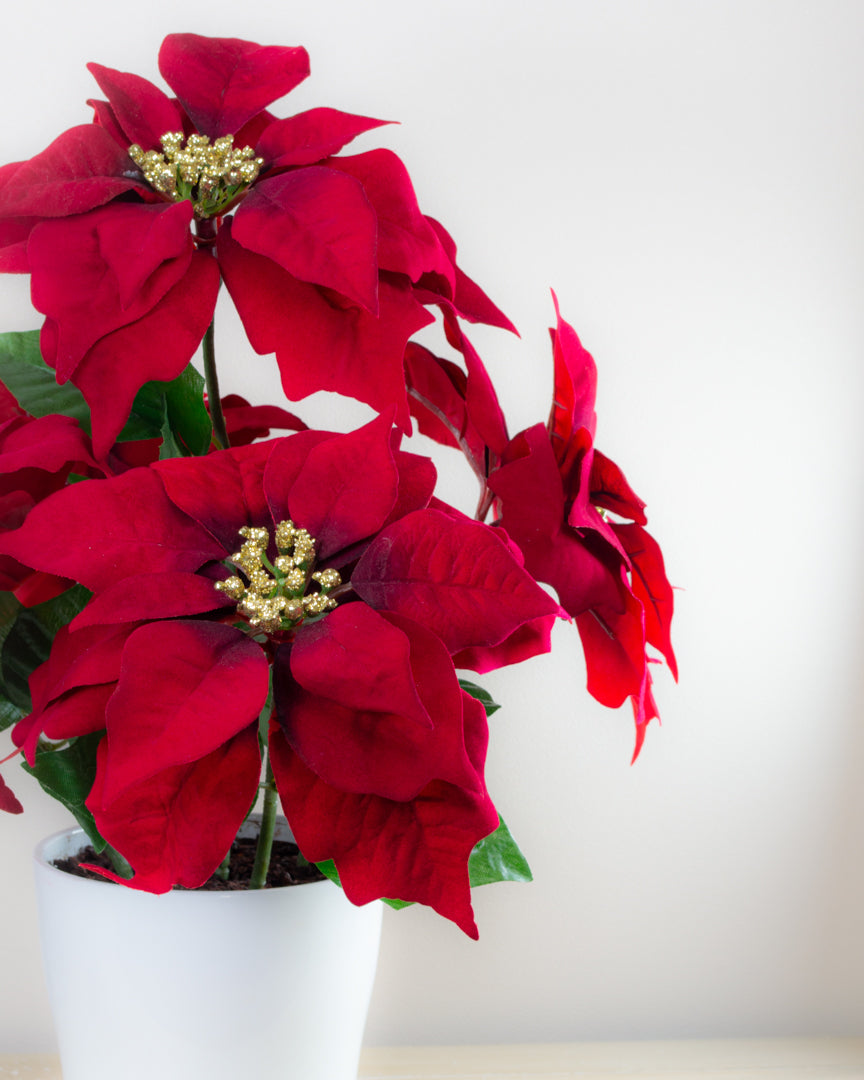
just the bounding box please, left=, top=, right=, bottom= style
left=128, top=131, right=264, bottom=218
left=214, top=520, right=342, bottom=634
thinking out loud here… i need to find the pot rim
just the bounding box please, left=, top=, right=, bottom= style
left=33, top=815, right=335, bottom=896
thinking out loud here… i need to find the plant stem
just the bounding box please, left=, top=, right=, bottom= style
left=249, top=755, right=278, bottom=890
left=202, top=318, right=230, bottom=450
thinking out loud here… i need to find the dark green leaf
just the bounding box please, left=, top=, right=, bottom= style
left=20, top=733, right=107, bottom=851
left=159, top=407, right=184, bottom=460
left=0, top=591, right=21, bottom=655
left=468, top=816, right=533, bottom=887
left=0, top=331, right=91, bottom=430
left=0, top=585, right=90, bottom=712
left=122, top=364, right=211, bottom=458
left=164, top=364, right=211, bottom=456
left=458, top=678, right=501, bottom=716
left=316, top=858, right=340, bottom=886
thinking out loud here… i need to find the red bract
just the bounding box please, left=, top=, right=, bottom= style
left=0, top=34, right=513, bottom=456
left=1, top=416, right=558, bottom=935
left=0, top=406, right=109, bottom=604
left=405, top=294, right=676, bottom=757
left=489, top=299, right=676, bottom=756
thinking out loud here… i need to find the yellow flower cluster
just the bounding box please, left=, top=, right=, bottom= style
left=128, top=132, right=263, bottom=217
left=215, top=521, right=341, bottom=634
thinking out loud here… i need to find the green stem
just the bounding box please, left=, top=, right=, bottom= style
left=249, top=755, right=278, bottom=890
left=202, top=318, right=230, bottom=451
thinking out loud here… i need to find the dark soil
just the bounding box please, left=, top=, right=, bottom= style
left=53, top=837, right=327, bottom=890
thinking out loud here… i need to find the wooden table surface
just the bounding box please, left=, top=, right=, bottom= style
left=2, top=1039, right=864, bottom=1078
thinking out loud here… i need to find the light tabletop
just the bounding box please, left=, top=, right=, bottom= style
left=1, top=1040, right=864, bottom=1078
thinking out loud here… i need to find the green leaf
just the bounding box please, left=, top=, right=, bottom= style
left=468, top=816, right=533, bottom=888
left=164, top=364, right=211, bottom=456
left=20, top=733, right=107, bottom=851
left=121, top=364, right=211, bottom=458
left=159, top=405, right=184, bottom=460
left=0, top=585, right=91, bottom=712
left=316, top=858, right=340, bottom=886
left=0, top=593, right=25, bottom=730
left=458, top=678, right=501, bottom=717
left=0, top=330, right=91, bottom=430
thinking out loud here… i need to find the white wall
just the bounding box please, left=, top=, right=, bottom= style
left=2, top=0, right=863, bottom=1051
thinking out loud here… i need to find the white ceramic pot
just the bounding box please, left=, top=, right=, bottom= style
left=33, top=817, right=383, bottom=1080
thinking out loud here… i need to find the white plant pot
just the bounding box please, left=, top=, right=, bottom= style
left=33, top=817, right=383, bottom=1080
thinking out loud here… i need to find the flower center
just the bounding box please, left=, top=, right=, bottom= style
left=128, top=132, right=264, bottom=218
left=215, top=522, right=341, bottom=635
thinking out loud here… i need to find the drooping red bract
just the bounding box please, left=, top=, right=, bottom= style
left=489, top=297, right=677, bottom=757
left=0, top=33, right=513, bottom=456
left=406, top=294, right=676, bottom=757
left=0, top=416, right=558, bottom=935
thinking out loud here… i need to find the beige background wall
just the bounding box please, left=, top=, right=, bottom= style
left=2, top=0, right=863, bottom=1050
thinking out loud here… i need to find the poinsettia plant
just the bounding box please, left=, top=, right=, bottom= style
left=0, top=33, right=676, bottom=938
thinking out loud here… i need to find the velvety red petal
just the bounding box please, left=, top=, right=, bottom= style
left=68, top=249, right=220, bottom=458
left=353, top=508, right=560, bottom=656
left=10, top=570, right=74, bottom=607
left=15, top=682, right=116, bottom=765
left=0, top=414, right=99, bottom=488
left=575, top=577, right=647, bottom=710
left=71, top=571, right=228, bottom=631
left=405, top=343, right=466, bottom=450
left=424, top=217, right=518, bottom=333
left=30, top=202, right=194, bottom=381
left=327, top=150, right=453, bottom=287
left=277, top=609, right=479, bottom=800
left=270, top=695, right=497, bottom=938
left=101, top=621, right=269, bottom=804
left=490, top=426, right=623, bottom=616
left=87, top=98, right=129, bottom=146
left=256, top=108, right=391, bottom=168
left=23, top=622, right=136, bottom=721
left=0, top=125, right=149, bottom=218
left=0, top=773, right=23, bottom=814
left=87, top=725, right=261, bottom=893
left=385, top=446, right=438, bottom=527
left=0, top=467, right=223, bottom=593
left=220, top=395, right=307, bottom=446
left=547, top=292, right=598, bottom=468
left=458, top=327, right=509, bottom=459
left=0, top=215, right=37, bottom=272
left=453, top=613, right=557, bottom=674
left=613, top=522, right=677, bottom=679
left=590, top=450, right=648, bottom=525
left=154, top=440, right=275, bottom=552
left=284, top=412, right=399, bottom=558
left=218, top=221, right=432, bottom=431
left=158, top=34, right=310, bottom=138
left=233, top=168, right=378, bottom=311
left=288, top=604, right=429, bottom=727
left=0, top=383, right=24, bottom=424
left=86, top=64, right=186, bottom=151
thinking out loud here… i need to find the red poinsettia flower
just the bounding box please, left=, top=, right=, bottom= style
left=488, top=297, right=676, bottom=756
left=406, top=296, right=675, bottom=757
left=0, top=34, right=512, bottom=457
left=1, top=415, right=558, bottom=935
